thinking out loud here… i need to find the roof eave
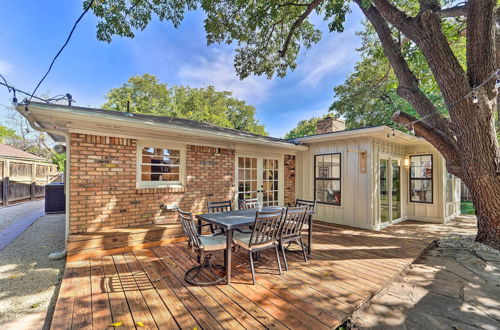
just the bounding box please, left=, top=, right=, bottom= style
left=18, top=104, right=308, bottom=151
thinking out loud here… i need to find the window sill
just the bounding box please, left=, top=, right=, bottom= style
left=136, top=184, right=187, bottom=194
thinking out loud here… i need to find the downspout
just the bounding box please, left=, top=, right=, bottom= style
left=20, top=110, right=70, bottom=259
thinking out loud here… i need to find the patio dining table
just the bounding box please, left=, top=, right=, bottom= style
left=196, top=206, right=314, bottom=284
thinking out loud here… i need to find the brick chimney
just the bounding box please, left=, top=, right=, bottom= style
left=316, top=117, right=346, bottom=134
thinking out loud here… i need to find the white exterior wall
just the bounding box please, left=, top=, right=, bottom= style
left=296, top=136, right=462, bottom=230
left=296, top=137, right=374, bottom=230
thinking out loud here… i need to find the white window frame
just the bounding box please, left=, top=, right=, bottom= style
left=136, top=140, right=186, bottom=188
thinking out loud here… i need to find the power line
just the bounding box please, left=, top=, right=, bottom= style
left=28, top=0, right=95, bottom=102
left=0, top=81, right=49, bottom=102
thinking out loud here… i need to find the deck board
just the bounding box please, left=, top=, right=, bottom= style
left=50, top=217, right=476, bottom=329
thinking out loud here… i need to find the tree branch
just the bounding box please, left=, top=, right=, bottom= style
left=392, top=111, right=462, bottom=175
left=437, top=4, right=467, bottom=18
left=354, top=0, right=452, bottom=134
left=372, top=0, right=469, bottom=109
left=278, top=0, right=324, bottom=57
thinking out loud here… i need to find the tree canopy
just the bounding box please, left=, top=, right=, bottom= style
left=330, top=2, right=466, bottom=129
left=284, top=116, right=326, bottom=139
left=102, top=74, right=267, bottom=135
left=0, top=125, right=20, bottom=143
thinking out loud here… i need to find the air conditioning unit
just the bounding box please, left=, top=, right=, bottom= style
left=45, top=182, right=65, bottom=213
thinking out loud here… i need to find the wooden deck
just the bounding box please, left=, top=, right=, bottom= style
left=50, top=217, right=475, bottom=329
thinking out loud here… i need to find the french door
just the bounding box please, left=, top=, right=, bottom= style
left=236, top=156, right=281, bottom=207
left=379, top=157, right=402, bottom=224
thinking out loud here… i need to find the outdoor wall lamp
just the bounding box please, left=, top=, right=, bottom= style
left=403, top=157, right=410, bottom=168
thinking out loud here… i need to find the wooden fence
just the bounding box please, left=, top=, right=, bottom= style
left=0, top=158, right=60, bottom=206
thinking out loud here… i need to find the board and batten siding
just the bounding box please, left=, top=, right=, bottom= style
left=404, top=143, right=445, bottom=223
left=296, top=137, right=374, bottom=230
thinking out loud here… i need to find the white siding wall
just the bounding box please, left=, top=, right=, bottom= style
left=404, top=144, right=446, bottom=223
left=296, top=137, right=374, bottom=229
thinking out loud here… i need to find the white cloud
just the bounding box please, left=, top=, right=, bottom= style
left=297, top=28, right=361, bottom=87
left=176, top=49, right=275, bottom=104
left=0, top=58, right=12, bottom=74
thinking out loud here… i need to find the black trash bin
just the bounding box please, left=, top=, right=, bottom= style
left=45, top=182, right=65, bottom=213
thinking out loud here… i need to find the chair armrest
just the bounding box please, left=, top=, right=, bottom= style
left=235, top=228, right=253, bottom=234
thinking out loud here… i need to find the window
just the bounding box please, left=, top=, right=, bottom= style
left=314, top=153, right=341, bottom=205
left=409, top=154, right=433, bottom=204
left=445, top=172, right=454, bottom=204
left=138, top=144, right=184, bottom=187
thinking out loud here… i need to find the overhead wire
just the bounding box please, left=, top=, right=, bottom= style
left=28, top=0, right=95, bottom=102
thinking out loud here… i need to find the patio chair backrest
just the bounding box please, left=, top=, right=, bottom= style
left=295, top=199, right=317, bottom=212
left=281, top=206, right=308, bottom=240
left=178, top=208, right=201, bottom=249
left=207, top=200, right=233, bottom=213
left=239, top=198, right=259, bottom=210
left=248, top=208, right=285, bottom=248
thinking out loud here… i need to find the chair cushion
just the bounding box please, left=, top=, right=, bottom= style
left=232, top=231, right=274, bottom=250
left=199, top=235, right=227, bottom=251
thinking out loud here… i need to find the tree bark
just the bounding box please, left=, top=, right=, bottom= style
left=356, top=0, right=500, bottom=249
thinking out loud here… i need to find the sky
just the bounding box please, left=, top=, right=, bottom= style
left=0, top=1, right=364, bottom=138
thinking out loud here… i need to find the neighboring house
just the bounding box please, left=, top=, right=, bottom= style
left=17, top=102, right=461, bottom=257
left=0, top=143, right=58, bottom=205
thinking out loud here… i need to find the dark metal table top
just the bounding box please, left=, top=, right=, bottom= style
left=196, top=206, right=285, bottom=230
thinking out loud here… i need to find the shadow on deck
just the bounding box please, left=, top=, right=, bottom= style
left=50, top=216, right=477, bottom=329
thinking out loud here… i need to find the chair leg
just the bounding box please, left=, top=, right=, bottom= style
left=274, top=245, right=282, bottom=275
left=299, top=237, right=308, bottom=263
left=249, top=251, right=256, bottom=285
left=280, top=241, right=289, bottom=271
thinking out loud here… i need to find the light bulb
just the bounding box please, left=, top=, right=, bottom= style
left=495, top=79, right=500, bottom=88
left=472, top=95, right=479, bottom=103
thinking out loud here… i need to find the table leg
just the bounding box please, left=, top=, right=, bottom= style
left=197, top=219, right=202, bottom=263
left=308, top=216, right=313, bottom=256
left=225, top=229, right=233, bottom=284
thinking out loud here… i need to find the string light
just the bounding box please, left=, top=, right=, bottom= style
left=471, top=93, right=479, bottom=104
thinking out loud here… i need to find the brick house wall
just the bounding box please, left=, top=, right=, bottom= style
left=284, top=155, right=296, bottom=206
left=69, top=133, right=296, bottom=234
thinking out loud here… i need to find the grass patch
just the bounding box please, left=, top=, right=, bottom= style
left=461, top=201, right=475, bottom=215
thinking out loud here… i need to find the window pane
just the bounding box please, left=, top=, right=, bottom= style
left=410, top=179, right=432, bottom=203
left=315, top=179, right=341, bottom=205
left=410, top=155, right=432, bottom=178
left=410, top=154, right=433, bottom=203
left=141, top=146, right=181, bottom=182
left=314, top=153, right=341, bottom=205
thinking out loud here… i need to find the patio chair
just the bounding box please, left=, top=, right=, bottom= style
left=178, top=208, right=227, bottom=286
left=238, top=198, right=259, bottom=210
left=232, top=208, right=284, bottom=284
left=206, top=200, right=233, bottom=234
left=294, top=199, right=317, bottom=251
left=279, top=206, right=309, bottom=271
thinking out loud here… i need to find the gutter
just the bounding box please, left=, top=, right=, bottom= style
left=17, top=108, right=70, bottom=260
left=27, top=103, right=309, bottom=151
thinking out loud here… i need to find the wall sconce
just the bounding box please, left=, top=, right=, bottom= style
left=359, top=151, right=367, bottom=173
left=403, top=157, right=410, bottom=168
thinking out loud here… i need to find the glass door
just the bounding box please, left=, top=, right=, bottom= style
left=236, top=156, right=280, bottom=207
left=379, top=157, right=402, bottom=224
left=379, top=159, right=390, bottom=223
left=391, top=160, right=401, bottom=221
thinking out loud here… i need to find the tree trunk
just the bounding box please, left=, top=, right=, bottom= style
left=462, top=175, right=500, bottom=249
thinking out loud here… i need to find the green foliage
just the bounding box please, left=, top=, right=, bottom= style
left=0, top=125, right=20, bottom=143
left=51, top=152, right=67, bottom=172
left=461, top=201, right=475, bottom=215
left=88, top=0, right=350, bottom=79
left=102, top=74, right=267, bottom=135
left=284, top=116, right=325, bottom=139
left=330, top=1, right=466, bottom=129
